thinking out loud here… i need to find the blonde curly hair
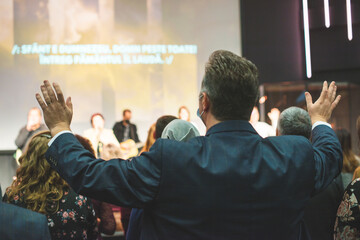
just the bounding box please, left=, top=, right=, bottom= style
left=6, top=130, right=68, bottom=214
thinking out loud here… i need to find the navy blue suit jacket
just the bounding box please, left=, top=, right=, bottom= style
left=46, top=120, right=342, bottom=239
left=0, top=188, right=51, bottom=240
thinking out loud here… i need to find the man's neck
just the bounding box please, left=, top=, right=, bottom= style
left=204, top=114, right=221, bottom=132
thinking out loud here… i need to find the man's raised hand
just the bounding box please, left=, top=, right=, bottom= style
left=35, top=80, right=73, bottom=137
left=305, top=81, right=341, bottom=125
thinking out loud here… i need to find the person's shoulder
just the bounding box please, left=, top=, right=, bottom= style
left=265, top=135, right=312, bottom=148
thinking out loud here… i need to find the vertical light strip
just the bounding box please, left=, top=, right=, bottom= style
left=324, top=0, right=330, bottom=28
left=302, top=0, right=312, bottom=78
left=346, top=0, right=353, bottom=40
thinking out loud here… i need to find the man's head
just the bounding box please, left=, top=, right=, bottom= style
left=27, top=107, right=42, bottom=124
left=277, top=107, right=312, bottom=139
left=155, top=115, right=177, bottom=139
left=90, top=113, right=105, bottom=130
left=123, top=109, right=132, bottom=121
left=178, top=106, right=190, bottom=122
left=198, top=50, right=259, bottom=124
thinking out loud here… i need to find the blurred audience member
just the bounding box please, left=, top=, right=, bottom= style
left=113, top=109, right=140, bottom=143
left=154, top=115, right=177, bottom=139
left=14, top=107, right=47, bottom=162
left=140, top=123, right=156, bottom=154
left=336, top=129, right=360, bottom=189
left=268, top=107, right=281, bottom=132
left=4, top=131, right=97, bottom=240
left=127, top=119, right=200, bottom=240
left=84, top=113, right=120, bottom=157
left=161, top=119, right=200, bottom=141
left=278, top=107, right=343, bottom=240
left=75, top=134, right=116, bottom=239
left=97, top=137, right=129, bottom=237
left=0, top=186, right=51, bottom=240
left=250, top=106, right=276, bottom=137
left=334, top=118, right=360, bottom=239
left=178, top=106, right=206, bottom=135
left=277, top=107, right=311, bottom=138
left=15, top=107, right=47, bottom=151
left=178, top=106, right=190, bottom=121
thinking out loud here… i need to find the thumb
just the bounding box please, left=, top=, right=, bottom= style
left=305, top=92, right=313, bottom=110
left=66, top=97, right=73, bottom=112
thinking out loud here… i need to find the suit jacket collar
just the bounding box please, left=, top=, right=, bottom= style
left=206, top=120, right=258, bottom=136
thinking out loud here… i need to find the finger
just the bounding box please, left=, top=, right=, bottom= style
left=53, top=82, right=65, bottom=104
left=331, top=95, right=341, bottom=111
left=327, top=81, right=336, bottom=101
left=35, top=93, right=47, bottom=110
left=319, top=81, right=328, bottom=102
left=41, top=85, right=51, bottom=105
left=66, top=97, right=73, bottom=112
left=331, top=85, right=337, bottom=102
left=305, top=92, right=313, bottom=110
left=44, top=80, right=57, bottom=103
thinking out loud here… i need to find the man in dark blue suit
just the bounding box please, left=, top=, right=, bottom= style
left=36, top=50, right=342, bottom=239
left=0, top=186, right=51, bottom=240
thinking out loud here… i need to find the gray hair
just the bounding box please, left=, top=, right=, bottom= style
left=161, top=119, right=200, bottom=142
left=200, top=50, right=259, bottom=121
left=277, top=107, right=312, bottom=139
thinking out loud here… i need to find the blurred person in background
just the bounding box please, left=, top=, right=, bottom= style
left=4, top=131, right=98, bottom=240
left=75, top=134, right=116, bottom=239
left=113, top=109, right=140, bottom=144
left=334, top=117, right=360, bottom=239
left=84, top=113, right=120, bottom=158
left=250, top=106, right=277, bottom=138
left=14, top=107, right=47, bottom=162
left=335, top=129, right=360, bottom=189
left=140, top=123, right=156, bottom=154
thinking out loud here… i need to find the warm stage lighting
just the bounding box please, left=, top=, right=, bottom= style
left=302, top=0, right=312, bottom=78
left=324, top=0, right=330, bottom=28
left=346, top=0, right=353, bottom=41
left=259, top=96, right=267, bottom=104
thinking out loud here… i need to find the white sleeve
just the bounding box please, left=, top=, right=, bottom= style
left=48, top=130, right=73, bottom=146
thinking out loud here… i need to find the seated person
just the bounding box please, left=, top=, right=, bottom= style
left=4, top=131, right=98, bottom=240
left=83, top=113, right=120, bottom=158
left=127, top=119, right=199, bottom=240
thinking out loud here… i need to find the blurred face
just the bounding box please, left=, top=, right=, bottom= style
left=179, top=108, right=190, bottom=121
left=250, top=107, right=259, bottom=123
left=28, top=109, right=42, bottom=125
left=92, top=115, right=104, bottom=130
left=123, top=111, right=132, bottom=121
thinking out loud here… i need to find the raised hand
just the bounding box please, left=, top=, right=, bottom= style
left=35, top=80, right=73, bottom=137
left=305, top=81, right=341, bottom=125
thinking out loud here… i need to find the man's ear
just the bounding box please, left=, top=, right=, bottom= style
left=202, top=92, right=210, bottom=112
left=153, top=130, right=157, bottom=140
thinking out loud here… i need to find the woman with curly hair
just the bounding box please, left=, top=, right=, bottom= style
left=3, top=131, right=98, bottom=240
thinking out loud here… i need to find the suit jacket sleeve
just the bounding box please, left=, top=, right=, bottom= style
left=45, top=133, right=162, bottom=208
left=311, top=125, right=343, bottom=195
